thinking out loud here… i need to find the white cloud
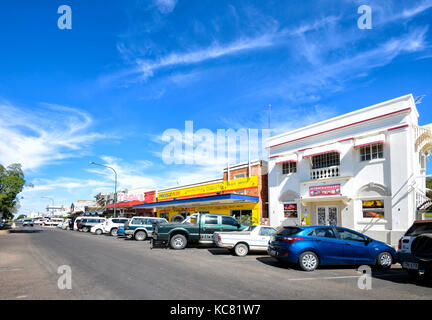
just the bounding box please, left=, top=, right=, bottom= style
left=0, top=101, right=106, bottom=171
left=154, top=0, right=178, bottom=14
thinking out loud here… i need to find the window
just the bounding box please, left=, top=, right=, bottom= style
left=311, top=152, right=340, bottom=169
left=132, top=218, right=146, bottom=225
left=159, top=212, right=169, bottom=221
left=234, top=173, right=246, bottom=179
left=244, top=225, right=257, bottom=232
left=362, top=200, right=384, bottom=218
left=282, top=162, right=296, bottom=174
left=259, top=227, right=276, bottom=236
left=337, top=228, right=366, bottom=242
left=283, top=203, right=298, bottom=218
left=204, top=216, right=218, bottom=225
left=310, top=227, right=336, bottom=238
left=231, top=210, right=252, bottom=226
left=405, top=222, right=432, bottom=236
left=276, top=227, right=302, bottom=236
left=222, top=216, right=238, bottom=226
left=360, top=144, right=384, bottom=161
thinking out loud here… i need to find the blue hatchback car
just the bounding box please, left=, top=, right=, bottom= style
left=268, top=226, right=396, bottom=271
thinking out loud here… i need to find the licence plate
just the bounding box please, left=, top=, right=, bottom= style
left=269, top=249, right=278, bottom=257
left=402, top=262, right=418, bottom=270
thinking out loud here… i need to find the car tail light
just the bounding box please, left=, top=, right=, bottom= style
left=218, top=235, right=221, bottom=242
left=398, top=238, right=402, bottom=250
left=281, top=237, right=303, bottom=243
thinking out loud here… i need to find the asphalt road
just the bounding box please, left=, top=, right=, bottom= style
left=0, top=225, right=431, bottom=300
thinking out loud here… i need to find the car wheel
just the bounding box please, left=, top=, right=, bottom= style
left=110, top=228, right=118, bottom=237
left=234, top=243, right=249, bottom=257
left=135, top=230, right=147, bottom=241
left=170, top=234, right=187, bottom=250
left=95, top=229, right=102, bottom=235
left=83, top=227, right=89, bottom=233
left=298, top=251, right=319, bottom=271
left=376, top=252, right=393, bottom=269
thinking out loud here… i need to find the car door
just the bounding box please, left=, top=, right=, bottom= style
left=221, top=215, right=241, bottom=231
left=200, top=215, right=220, bottom=242
left=255, top=227, right=276, bottom=249
left=310, top=227, right=345, bottom=264
left=335, top=227, right=373, bottom=264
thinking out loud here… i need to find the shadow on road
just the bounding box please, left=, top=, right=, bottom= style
left=371, top=268, right=432, bottom=288
left=9, top=228, right=44, bottom=234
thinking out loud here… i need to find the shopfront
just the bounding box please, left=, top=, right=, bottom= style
left=133, top=175, right=263, bottom=225
left=268, top=95, right=432, bottom=245
left=134, top=194, right=260, bottom=225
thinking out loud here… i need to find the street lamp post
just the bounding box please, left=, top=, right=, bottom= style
left=89, top=162, right=118, bottom=218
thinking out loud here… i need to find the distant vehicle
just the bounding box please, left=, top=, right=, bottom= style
left=213, top=225, right=277, bottom=256
left=61, top=219, right=71, bottom=230
left=125, top=217, right=168, bottom=241
left=268, top=226, right=396, bottom=271
left=22, top=219, right=34, bottom=227
left=103, top=218, right=130, bottom=236
left=91, top=222, right=105, bottom=235
left=398, top=220, right=432, bottom=280
left=0, top=221, right=4, bottom=229
left=34, top=218, right=48, bottom=225
left=73, top=217, right=85, bottom=231
left=78, top=217, right=106, bottom=232
left=152, top=213, right=247, bottom=250
left=43, top=218, right=64, bottom=227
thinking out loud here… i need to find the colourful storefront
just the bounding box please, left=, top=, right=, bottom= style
left=134, top=176, right=262, bottom=225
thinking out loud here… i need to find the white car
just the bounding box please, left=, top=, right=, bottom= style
left=213, top=225, right=277, bottom=256
left=103, top=217, right=130, bottom=236
left=91, top=223, right=105, bottom=235
left=61, top=219, right=71, bottom=230
left=43, top=218, right=64, bottom=227
left=34, top=218, right=48, bottom=225
left=73, top=217, right=85, bottom=231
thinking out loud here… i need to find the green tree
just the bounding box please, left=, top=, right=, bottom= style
left=0, top=163, right=26, bottom=220
left=427, top=177, right=432, bottom=190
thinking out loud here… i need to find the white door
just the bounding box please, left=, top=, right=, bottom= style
left=317, top=206, right=338, bottom=226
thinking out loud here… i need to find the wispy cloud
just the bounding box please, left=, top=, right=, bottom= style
left=154, top=0, right=178, bottom=14
left=0, top=101, right=106, bottom=171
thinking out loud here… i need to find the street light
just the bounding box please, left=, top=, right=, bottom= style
left=89, top=162, right=117, bottom=218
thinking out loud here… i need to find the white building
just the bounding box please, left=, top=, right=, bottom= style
left=267, top=94, right=432, bottom=245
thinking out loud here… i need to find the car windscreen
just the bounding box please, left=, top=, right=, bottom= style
left=405, top=222, right=432, bottom=236
left=275, top=227, right=303, bottom=236
left=244, top=225, right=257, bottom=232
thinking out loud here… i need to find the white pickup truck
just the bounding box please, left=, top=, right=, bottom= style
left=213, top=225, right=277, bottom=256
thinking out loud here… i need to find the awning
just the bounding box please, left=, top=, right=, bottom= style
left=297, top=195, right=351, bottom=206
left=354, top=133, right=386, bottom=149
left=303, top=143, right=341, bottom=158
left=275, top=154, right=298, bottom=164
left=133, top=194, right=259, bottom=209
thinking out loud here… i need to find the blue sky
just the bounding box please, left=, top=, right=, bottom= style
left=0, top=0, right=432, bottom=215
